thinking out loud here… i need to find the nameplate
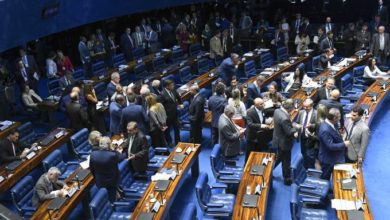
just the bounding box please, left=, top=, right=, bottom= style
left=152, top=201, right=161, bottom=213
left=154, top=180, right=170, bottom=192
left=47, top=197, right=67, bottom=210
left=242, top=194, right=259, bottom=208
left=341, top=178, right=357, bottom=190
left=67, top=187, right=77, bottom=197
left=25, top=151, right=36, bottom=160
left=171, top=154, right=186, bottom=164
left=250, top=165, right=265, bottom=176
left=347, top=210, right=364, bottom=220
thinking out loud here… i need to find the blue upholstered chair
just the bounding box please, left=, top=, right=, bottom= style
left=178, top=203, right=197, bottom=220
left=113, top=53, right=126, bottom=67
left=197, top=58, right=210, bottom=75
left=10, top=176, right=36, bottom=218
left=134, top=63, right=150, bottom=80
left=94, top=82, right=107, bottom=100
left=89, top=188, right=134, bottom=220
left=195, top=172, right=235, bottom=218
left=311, top=55, right=323, bottom=74
left=210, top=144, right=243, bottom=185
left=277, top=47, right=288, bottom=62
left=48, top=79, right=62, bottom=97
left=92, top=61, right=105, bottom=74
left=152, top=56, right=167, bottom=71
left=132, top=48, right=145, bottom=60
left=118, top=160, right=150, bottom=200
left=73, top=68, right=85, bottom=81
left=171, top=48, right=184, bottom=63
left=70, top=128, right=92, bottom=158
left=189, top=43, right=202, bottom=57
left=42, top=150, right=79, bottom=180
left=243, top=60, right=259, bottom=78
left=178, top=66, right=195, bottom=85
left=260, top=52, right=274, bottom=68
left=16, top=122, right=46, bottom=146
left=119, top=71, right=131, bottom=86
left=290, top=183, right=328, bottom=220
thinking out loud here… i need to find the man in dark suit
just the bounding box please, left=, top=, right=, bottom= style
left=324, top=17, right=335, bottom=33
left=120, top=28, right=135, bottom=61
left=319, top=108, right=352, bottom=180
left=145, top=26, right=159, bottom=53
left=378, top=0, right=388, bottom=25
left=370, top=25, right=390, bottom=65
left=15, top=60, right=38, bottom=91
left=188, top=85, right=205, bottom=145
left=120, top=94, right=148, bottom=135
left=59, top=71, right=75, bottom=90
left=319, top=48, right=334, bottom=70
left=78, top=36, right=92, bottom=79
left=109, top=94, right=126, bottom=135
left=272, top=99, right=298, bottom=185
left=123, top=122, right=149, bottom=174
left=19, top=48, right=40, bottom=77
left=90, top=137, right=126, bottom=202
left=319, top=89, right=345, bottom=129
left=107, top=72, right=121, bottom=98
left=217, top=53, right=240, bottom=86
left=222, top=29, right=233, bottom=58
left=160, top=80, right=182, bottom=146
left=315, top=77, right=336, bottom=104
left=226, top=76, right=239, bottom=98
left=245, top=98, right=273, bottom=162
left=293, top=98, right=318, bottom=169
left=271, top=27, right=285, bottom=52
left=218, top=105, right=245, bottom=157
left=0, top=130, right=30, bottom=165
left=247, top=75, right=265, bottom=107
left=66, top=91, right=91, bottom=131
left=355, top=23, right=371, bottom=51
left=320, top=31, right=336, bottom=52
left=292, top=13, right=303, bottom=35
left=208, top=83, right=228, bottom=147
left=32, top=167, right=66, bottom=207
left=150, top=80, right=162, bottom=97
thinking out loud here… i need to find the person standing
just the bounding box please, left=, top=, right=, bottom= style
left=123, top=122, right=149, bottom=174
left=208, top=83, right=228, bottom=147
left=188, top=84, right=205, bottom=145
left=370, top=26, right=390, bottom=65
left=146, top=95, right=167, bottom=148
left=78, top=36, right=92, bottom=79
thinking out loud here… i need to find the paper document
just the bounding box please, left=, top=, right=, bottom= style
left=334, top=164, right=354, bottom=171
left=331, top=199, right=359, bottom=211
left=112, top=139, right=124, bottom=146
left=264, top=99, right=274, bottom=109
left=80, top=156, right=90, bottom=169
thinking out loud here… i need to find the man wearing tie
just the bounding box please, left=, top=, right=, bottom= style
left=320, top=31, right=336, bottom=52
left=59, top=70, right=75, bottom=90
left=120, top=28, right=135, bottom=61
left=78, top=36, right=92, bottom=78
left=132, top=26, right=146, bottom=48
left=292, top=13, right=302, bottom=35
left=319, top=108, right=352, bottom=180
left=123, top=122, right=149, bottom=173
left=370, top=26, right=390, bottom=65
left=345, top=107, right=370, bottom=164
left=247, top=75, right=265, bottom=107
left=315, top=77, right=336, bottom=104
left=294, top=99, right=317, bottom=169
left=319, top=48, right=334, bottom=69
left=0, top=130, right=30, bottom=165
left=324, top=17, right=334, bottom=33
left=378, top=0, right=388, bottom=25
left=208, top=83, right=228, bottom=147
left=222, top=29, right=233, bottom=58
left=319, top=89, right=345, bottom=129
left=145, top=26, right=159, bottom=53
left=188, top=84, right=205, bottom=145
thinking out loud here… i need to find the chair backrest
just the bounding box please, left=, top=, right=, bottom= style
left=290, top=183, right=299, bottom=220
left=210, top=144, right=224, bottom=178
left=189, top=43, right=202, bottom=57
left=353, top=65, right=365, bottom=79
left=172, top=48, right=184, bottom=62
left=70, top=128, right=91, bottom=154
left=92, top=61, right=105, bottom=73
left=291, top=154, right=305, bottom=183
left=42, top=149, right=66, bottom=174
left=134, top=63, right=147, bottom=75
left=132, top=48, right=145, bottom=60
left=277, top=47, right=288, bottom=62
left=244, top=60, right=256, bottom=77
left=179, top=66, right=192, bottom=84
left=73, top=68, right=85, bottom=81
left=16, top=122, right=36, bottom=145
left=180, top=203, right=197, bottom=220
left=161, top=74, right=175, bottom=87
left=260, top=52, right=274, bottom=68
left=340, top=73, right=353, bottom=94
left=120, top=71, right=130, bottom=85
left=113, top=53, right=126, bottom=67
left=178, top=101, right=189, bottom=121
left=197, top=58, right=210, bottom=74
left=48, top=79, right=62, bottom=96
left=11, top=175, right=34, bottom=213
left=89, top=188, right=114, bottom=220
left=153, top=56, right=166, bottom=71
left=118, top=160, right=134, bottom=188
left=312, top=55, right=321, bottom=71
left=94, top=82, right=107, bottom=100
left=195, top=172, right=211, bottom=211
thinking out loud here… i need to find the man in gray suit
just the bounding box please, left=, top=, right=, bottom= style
left=32, top=167, right=67, bottom=207
left=294, top=98, right=318, bottom=169
left=345, top=106, right=370, bottom=164
left=273, top=99, right=298, bottom=185
left=218, top=105, right=245, bottom=157
left=370, top=26, right=390, bottom=65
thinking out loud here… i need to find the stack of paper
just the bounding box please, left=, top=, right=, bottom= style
left=331, top=199, right=361, bottom=211
left=334, top=164, right=354, bottom=171
left=80, top=156, right=90, bottom=169
left=112, top=139, right=124, bottom=146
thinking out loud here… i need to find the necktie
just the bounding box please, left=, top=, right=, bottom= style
left=347, top=122, right=356, bottom=140
left=296, top=20, right=299, bottom=30
left=302, top=112, right=309, bottom=136
left=169, top=91, right=175, bottom=101
left=137, top=33, right=141, bottom=45
left=128, top=135, right=134, bottom=155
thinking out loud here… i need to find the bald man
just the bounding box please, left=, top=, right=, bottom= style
left=66, top=91, right=90, bottom=131
left=319, top=89, right=345, bottom=128
left=245, top=98, right=273, bottom=162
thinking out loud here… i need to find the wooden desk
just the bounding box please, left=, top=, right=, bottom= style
left=131, top=142, right=200, bottom=219
left=333, top=164, right=373, bottom=220
left=0, top=121, right=21, bottom=139
left=0, top=128, right=73, bottom=193
left=31, top=167, right=94, bottom=220
left=233, top=152, right=275, bottom=220
left=353, top=79, right=390, bottom=126
left=180, top=68, right=217, bottom=101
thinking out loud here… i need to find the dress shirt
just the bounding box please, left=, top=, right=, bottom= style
left=380, top=34, right=385, bottom=51
left=22, top=55, right=29, bottom=68
left=128, top=135, right=135, bottom=155
left=255, top=107, right=263, bottom=123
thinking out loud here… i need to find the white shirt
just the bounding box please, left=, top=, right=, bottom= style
left=283, top=72, right=312, bottom=92
left=380, top=34, right=385, bottom=50
left=128, top=135, right=135, bottom=155
left=22, top=89, right=43, bottom=108
left=228, top=98, right=247, bottom=119
left=300, top=109, right=313, bottom=135
left=46, top=58, right=57, bottom=78
left=255, top=107, right=264, bottom=123
left=364, top=66, right=389, bottom=79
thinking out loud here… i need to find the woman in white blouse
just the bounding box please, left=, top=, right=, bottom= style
left=228, top=89, right=247, bottom=119
left=295, top=32, right=310, bottom=55
left=283, top=66, right=312, bottom=96
left=22, top=85, right=42, bottom=109
left=364, top=58, right=389, bottom=80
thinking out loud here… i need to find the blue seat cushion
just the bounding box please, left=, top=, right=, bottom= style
left=110, top=212, right=132, bottom=220
left=301, top=208, right=328, bottom=220
left=300, top=177, right=329, bottom=198
left=207, top=194, right=235, bottom=214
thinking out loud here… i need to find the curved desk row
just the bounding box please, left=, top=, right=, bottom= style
left=0, top=121, right=20, bottom=139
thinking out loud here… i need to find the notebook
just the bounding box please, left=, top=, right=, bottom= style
left=73, top=169, right=91, bottom=182
left=171, top=154, right=186, bottom=164
left=154, top=180, right=170, bottom=192
left=341, top=178, right=357, bottom=190
left=347, top=210, right=364, bottom=220
left=242, top=194, right=259, bottom=208
left=250, top=165, right=265, bottom=176
left=137, top=212, right=155, bottom=220
left=5, top=160, right=23, bottom=171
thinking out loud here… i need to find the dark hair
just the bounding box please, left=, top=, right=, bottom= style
left=367, top=58, right=375, bottom=71
left=215, top=83, right=226, bottom=96
left=326, top=108, right=340, bottom=120
left=352, top=106, right=364, bottom=116
left=127, top=94, right=137, bottom=103
left=294, top=67, right=304, bottom=83
left=84, top=83, right=94, bottom=95
left=8, top=129, right=19, bottom=136
left=164, top=79, right=174, bottom=88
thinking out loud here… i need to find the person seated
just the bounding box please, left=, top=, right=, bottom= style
left=32, top=167, right=68, bottom=207
left=263, top=82, right=286, bottom=108
left=283, top=66, right=312, bottom=96
left=320, top=48, right=334, bottom=69
left=0, top=129, right=31, bottom=165
left=59, top=70, right=75, bottom=90
left=364, top=58, right=389, bottom=81
left=22, top=84, right=42, bottom=109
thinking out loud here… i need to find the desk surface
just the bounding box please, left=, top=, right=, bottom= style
left=31, top=167, right=94, bottom=220
left=131, top=142, right=200, bottom=219
left=333, top=164, right=373, bottom=220
left=0, top=121, right=21, bottom=139
left=233, top=152, right=275, bottom=220
left=0, top=128, right=72, bottom=193
left=180, top=68, right=217, bottom=101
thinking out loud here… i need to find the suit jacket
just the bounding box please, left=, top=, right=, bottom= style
left=274, top=31, right=285, bottom=48
left=32, top=174, right=64, bottom=207
left=146, top=31, right=159, bottom=52
left=120, top=103, right=148, bottom=134
left=319, top=99, right=345, bottom=128
left=272, top=108, right=296, bottom=151
left=58, top=76, right=74, bottom=90
left=378, top=5, right=389, bottom=24
left=295, top=109, right=317, bottom=140
left=109, top=102, right=123, bottom=135
left=0, top=138, right=25, bottom=164
left=120, top=33, right=135, bottom=60
left=132, top=32, right=146, bottom=48
left=324, top=23, right=335, bottom=33
left=315, top=86, right=330, bottom=104
left=319, top=37, right=334, bottom=52
left=222, top=36, right=233, bottom=57
left=345, top=119, right=370, bottom=161
left=218, top=114, right=240, bottom=157
left=66, top=101, right=90, bottom=131
left=90, top=149, right=126, bottom=188
left=318, top=121, right=345, bottom=165
left=370, top=33, right=390, bottom=56
left=78, top=41, right=91, bottom=64
left=208, top=95, right=227, bottom=128
left=123, top=131, right=149, bottom=172
left=150, top=86, right=162, bottom=96
left=106, top=82, right=117, bottom=98
left=189, top=93, right=205, bottom=126
left=160, top=88, right=181, bottom=123
left=247, top=83, right=263, bottom=107
left=319, top=53, right=332, bottom=69
left=210, top=36, right=223, bottom=59
left=246, top=107, right=268, bottom=143
left=217, top=57, right=237, bottom=84
left=355, top=31, right=371, bottom=51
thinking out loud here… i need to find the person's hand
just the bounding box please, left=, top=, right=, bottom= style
left=161, top=126, right=168, bottom=132
left=344, top=141, right=352, bottom=148
left=128, top=155, right=135, bottom=160
left=179, top=104, right=184, bottom=109
left=63, top=185, right=70, bottom=191
left=116, top=146, right=123, bottom=154
left=58, top=189, right=67, bottom=197
left=294, top=132, right=298, bottom=138
left=120, top=133, right=124, bottom=138
left=295, top=124, right=302, bottom=130
left=358, top=157, right=363, bottom=165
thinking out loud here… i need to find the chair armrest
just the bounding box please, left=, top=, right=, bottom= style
left=300, top=183, right=316, bottom=189
left=113, top=201, right=133, bottom=207
left=301, top=197, right=322, bottom=204
left=148, top=160, right=158, bottom=164
left=134, top=173, right=149, bottom=180
left=345, top=90, right=357, bottom=94
left=67, top=161, right=81, bottom=165
left=219, top=170, right=234, bottom=175
left=207, top=203, right=224, bottom=208
left=123, top=188, right=138, bottom=193
left=307, top=168, right=322, bottom=177
left=339, top=95, right=357, bottom=101
left=353, top=85, right=367, bottom=90
left=22, top=207, right=37, bottom=212
left=155, top=147, right=170, bottom=154
left=210, top=183, right=228, bottom=189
